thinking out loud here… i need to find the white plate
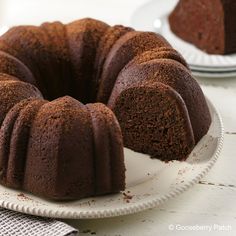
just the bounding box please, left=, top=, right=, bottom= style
left=0, top=98, right=223, bottom=219
left=131, top=0, right=236, bottom=72
left=190, top=65, right=236, bottom=72
left=191, top=70, right=236, bottom=78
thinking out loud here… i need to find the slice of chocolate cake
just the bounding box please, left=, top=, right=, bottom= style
left=169, top=0, right=236, bottom=54
left=111, top=80, right=195, bottom=161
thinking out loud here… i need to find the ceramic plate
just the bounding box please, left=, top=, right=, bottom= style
left=0, top=98, right=224, bottom=219
left=131, top=0, right=236, bottom=73
left=191, top=69, right=236, bottom=78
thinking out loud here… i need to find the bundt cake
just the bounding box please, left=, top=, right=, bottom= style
left=169, top=0, right=236, bottom=54
left=0, top=18, right=211, bottom=200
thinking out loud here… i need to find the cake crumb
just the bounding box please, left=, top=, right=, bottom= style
left=17, top=193, right=32, bottom=201
left=123, top=192, right=133, bottom=200
left=122, top=192, right=133, bottom=203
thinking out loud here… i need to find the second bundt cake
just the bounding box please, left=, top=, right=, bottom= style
left=0, top=18, right=211, bottom=200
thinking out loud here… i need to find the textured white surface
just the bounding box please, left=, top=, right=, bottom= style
left=0, top=0, right=235, bottom=235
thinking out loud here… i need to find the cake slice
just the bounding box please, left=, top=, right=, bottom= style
left=110, top=80, right=195, bottom=161
left=169, top=0, right=236, bottom=54
left=109, top=59, right=211, bottom=159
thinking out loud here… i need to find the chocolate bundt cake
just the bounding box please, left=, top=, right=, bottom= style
left=0, top=18, right=211, bottom=200
left=169, top=0, right=236, bottom=54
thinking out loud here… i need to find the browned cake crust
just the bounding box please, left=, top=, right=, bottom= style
left=21, top=96, right=124, bottom=200
left=40, top=21, right=71, bottom=99
left=169, top=0, right=236, bottom=54
left=93, top=25, right=133, bottom=99
left=6, top=99, right=47, bottom=189
left=24, top=96, right=95, bottom=199
left=0, top=51, right=36, bottom=84
left=0, top=75, right=42, bottom=125
left=0, top=99, right=38, bottom=186
left=0, top=18, right=210, bottom=200
left=123, top=47, right=189, bottom=72
left=66, top=18, right=109, bottom=103
left=97, top=31, right=171, bottom=103
left=86, top=103, right=125, bottom=195
left=86, top=104, right=113, bottom=195
left=0, top=26, right=49, bottom=96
